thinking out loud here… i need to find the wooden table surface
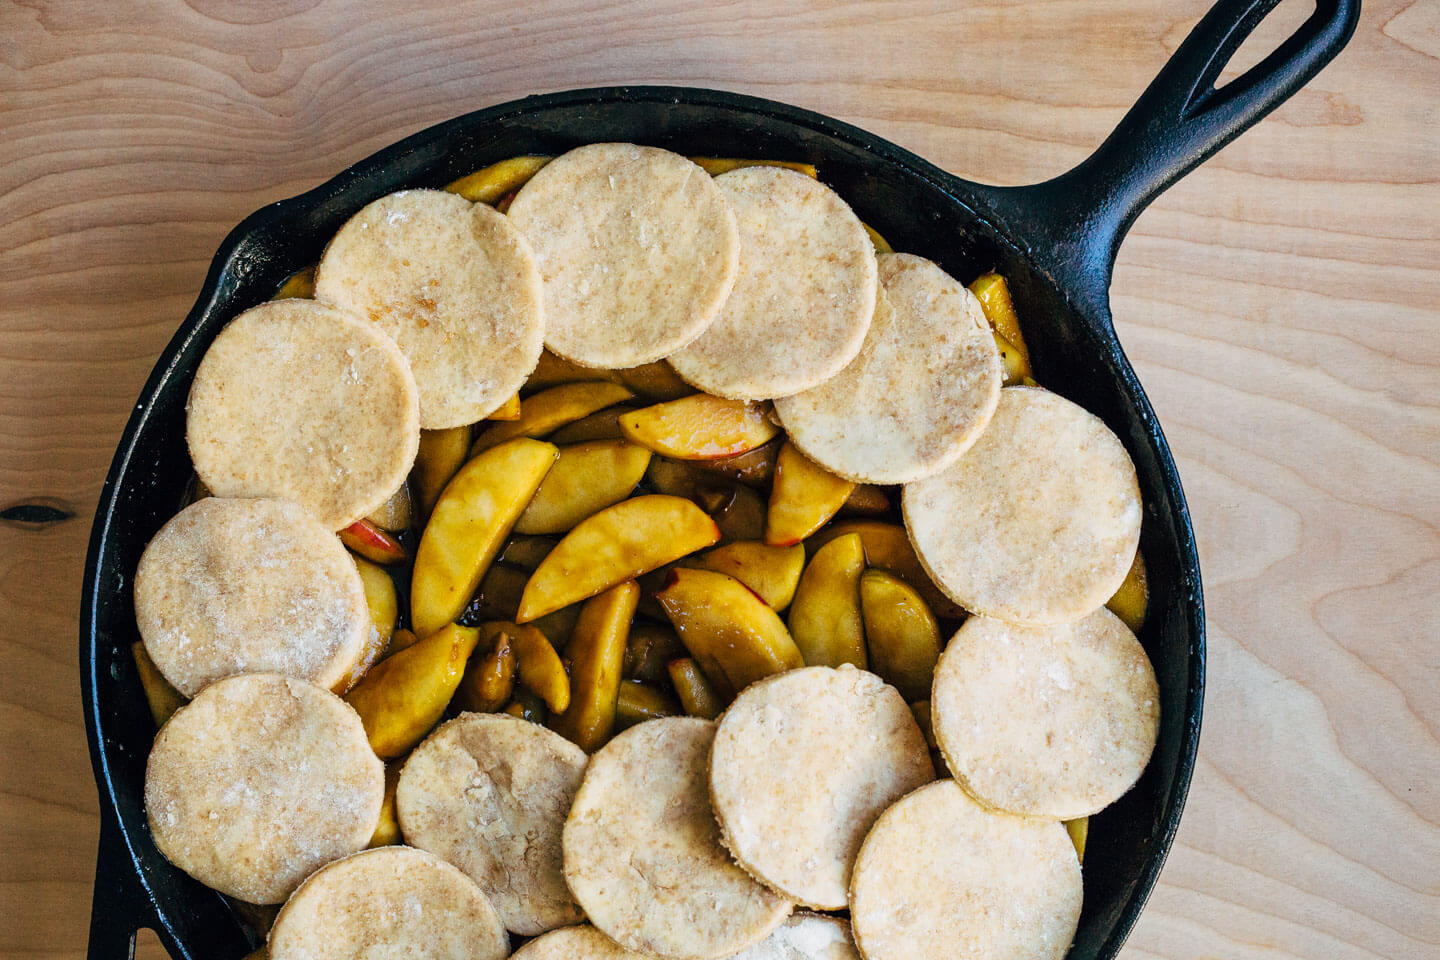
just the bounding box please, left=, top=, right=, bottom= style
left=2, top=1, right=1436, bottom=958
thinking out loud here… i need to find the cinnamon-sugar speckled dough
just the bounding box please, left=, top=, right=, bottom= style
left=144, top=674, right=383, bottom=904
left=267, top=846, right=508, bottom=960
left=902, top=386, right=1142, bottom=624
left=931, top=608, right=1159, bottom=819
left=849, top=780, right=1081, bottom=960
left=396, top=713, right=588, bottom=935
left=562, top=717, right=792, bottom=959
left=668, top=167, right=877, bottom=400
left=728, top=914, right=860, bottom=960
left=186, top=298, right=420, bottom=530
left=510, top=925, right=657, bottom=959
left=134, top=497, right=370, bottom=697
left=507, top=144, right=739, bottom=369
left=775, top=254, right=1001, bottom=483
left=315, top=189, right=545, bottom=429
left=709, top=666, right=934, bottom=909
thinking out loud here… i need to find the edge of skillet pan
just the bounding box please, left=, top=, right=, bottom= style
left=78, top=2, right=1359, bottom=957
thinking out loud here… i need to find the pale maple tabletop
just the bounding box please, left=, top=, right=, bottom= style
left=2, top=1, right=1436, bottom=959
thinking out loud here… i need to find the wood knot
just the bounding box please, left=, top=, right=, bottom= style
left=1, top=499, right=76, bottom=528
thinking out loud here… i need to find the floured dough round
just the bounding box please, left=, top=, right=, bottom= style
left=902, top=386, right=1142, bottom=624
left=728, top=914, right=860, bottom=960
left=267, top=846, right=508, bottom=960
left=709, top=666, right=934, bottom=908
left=315, top=188, right=545, bottom=428
left=668, top=166, right=877, bottom=399
left=849, top=780, right=1081, bottom=960
left=144, top=673, right=383, bottom=904
left=507, top=143, right=739, bottom=369
left=186, top=298, right=420, bottom=529
left=931, top=608, right=1159, bottom=818
left=134, top=497, right=370, bottom=697
left=563, top=717, right=792, bottom=959
left=775, top=253, right=1001, bottom=482
left=396, top=713, right=588, bottom=935
left=511, top=925, right=656, bottom=959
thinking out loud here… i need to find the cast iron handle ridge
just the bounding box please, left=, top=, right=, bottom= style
left=973, top=0, right=1361, bottom=312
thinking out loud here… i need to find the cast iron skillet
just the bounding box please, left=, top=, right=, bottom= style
left=80, top=1, right=1358, bottom=956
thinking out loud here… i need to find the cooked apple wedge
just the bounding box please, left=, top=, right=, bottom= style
left=623, top=622, right=685, bottom=687
left=691, top=157, right=818, bottom=178
left=410, top=437, right=558, bottom=638
left=444, top=154, right=551, bottom=204
left=550, top=580, right=638, bottom=752
left=686, top=438, right=780, bottom=487
left=615, top=680, right=680, bottom=728
left=656, top=567, right=805, bottom=694
left=714, top=483, right=767, bottom=543
left=688, top=540, right=805, bottom=612
left=498, top=535, right=557, bottom=570
left=644, top=457, right=731, bottom=512
left=272, top=265, right=316, bottom=300
left=132, top=641, right=186, bottom=728
left=345, top=622, right=482, bottom=757
left=765, top=441, right=857, bottom=546
left=513, top=440, right=652, bottom=535
left=667, top=657, right=724, bottom=720
left=365, top=483, right=412, bottom=532
left=523, top=349, right=621, bottom=394
left=1106, top=548, right=1149, bottom=632
left=840, top=483, right=891, bottom=517
left=464, top=562, right=529, bottom=623
left=1066, top=817, right=1089, bottom=864
left=614, top=360, right=694, bottom=401
left=487, top=392, right=522, bottom=421
left=618, top=394, right=779, bottom=460
left=471, top=381, right=635, bottom=455
left=340, top=518, right=408, bottom=566
left=455, top=623, right=515, bottom=713
left=368, top=763, right=402, bottom=848
left=503, top=620, right=570, bottom=713
left=788, top=532, right=867, bottom=668
left=859, top=569, right=941, bottom=702
left=864, top=223, right=893, bottom=254
left=337, top=556, right=398, bottom=692
left=969, top=271, right=1030, bottom=368
left=412, top=426, right=472, bottom=523
left=809, top=521, right=966, bottom=619
left=548, top=405, right=631, bottom=444
left=515, top=495, right=719, bottom=623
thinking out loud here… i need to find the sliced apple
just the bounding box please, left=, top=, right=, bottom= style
left=1065, top=817, right=1089, bottom=864
left=445, top=154, right=551, bottom=204
left=765, top=442, right=857, bottom=546
left=504, top=620, right=571, bottom=713
left=471, top=381, right=635, bottom=456
left=548, top=405, right=632, bottom=444
left=656, top=567, right=805, bottom=694
left=514, top=440, right=652, bottom=535
left=969, top=271, right=1030, bottom=368
left=410, top=437, right=558, bottom=638
left=864, top=223, right=893, bottom=254
left=788, top=532, right=867, bottom=669
left=619, top=394, right=779, bottom=460
left=132, top=641, right=186, bottom=728
left=345, top=622, right=482, bottom=758
left=498, top=535, right=557, bottom=570
left=644, top=457, right=732, bottom=512
left=272, top=265, right=316, bottom=300
left=688, top=540, right=805, bottom=612
left=993, top=331, right=1031, bottom=386
left=615, top=680, right=680, bottom=729
left=529, top=603, right=581, bottom=651
left=412, top=425, right=472, bottom=523
left=368, top=764, right=402, bottom=848
left=714, top=483, right=767, bottom=543
left=340, top=518, right=408, bottom=566
left=690, top=157, right=818, bottom=178
left=687, top=439, right=780, bottom=487
left=516, top=495, right=719, bottom=623
left=504, top=689, right=548, bottom=724
left=487, top=392, right=522, bottom=421
left=840, top=484, right=891, bottom=517
left=809, top=521, right=966, bottom=619
left=456, top=624, right=515, bottom=713
left=623, top=622, right=685, bottom=687
left=523, top=349, right=621, bottom=394
left=336, top=556, right=398, bottom=692
left=614, top=360, right=694, bottom=401
left=464, top=562, right=529, bottom=623
left=550, top=580, right=638, bottom=752
left=1106, top=548, right=1149, bottom=632
left=388, top=628, right=418, bottom=655
left=365, top=483, right=412, bottom=532
left=667, top=657, right=724, bottom=720
left=909, top=700, right=937, bottom=749
left=859, top=569, right=941, bottom=702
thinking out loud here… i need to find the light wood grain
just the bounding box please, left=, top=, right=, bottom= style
left=1, top=1, right=1436, bottom=958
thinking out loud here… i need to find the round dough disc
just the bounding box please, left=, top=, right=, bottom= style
left=135, top=497, right=370, bottom=697
left=144, top=673, right=383, bottom=904
left=728, top=915, right=860, bottom=960
left=668, top=166, right=877, bottom=400
left=186, top=298, right=420, bottom=530
left=563, top=717, right=792, bottom=959
left=902, top=386, right=1142, bottom=624
left=267, top=846, right=508, bottom=960
left=507, top=143, right=739, bottom=369
left=511, top=925, right=656, bottom=960
left=931, top=607, right=1159, bottom=818
left=396, top=713, right=588, bottom=935
left=709, top=666, right=934, bottom=908
left=849, top=780, right=1081, bottom=960
left=315, top=188, right=545, bottom=429
left=775, top=253, right=1001, bottom=483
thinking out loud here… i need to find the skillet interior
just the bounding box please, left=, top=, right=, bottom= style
left=81, top=87, right=1203, bottom=960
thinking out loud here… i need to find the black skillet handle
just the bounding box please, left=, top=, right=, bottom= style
left=87, top=810, right=154, bottom=960
left=974, top=0, right=1360, bottom=314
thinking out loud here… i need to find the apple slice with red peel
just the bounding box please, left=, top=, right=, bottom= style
left=655, top=567, right=804, bottom=694
left=340, top=518, right=408, bottom=566
left=765, top=442, right=856, bottom=546
left=619, top=394, right=779, bottom=460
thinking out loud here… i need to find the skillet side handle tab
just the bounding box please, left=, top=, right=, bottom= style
left=87, top=809, right=150, bottom=960
left=973, top=0, right=1361, bottom=313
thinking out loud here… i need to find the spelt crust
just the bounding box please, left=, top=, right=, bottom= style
left=186, top=298, right=420, bottom=530
left=902, top=386, right=1142, bottom=624
left=931, top=608, right=1159, bottom=818
left=562, top=717, right=792, bottom=959
left=507, top=143, right=739, bottom=369
left=315, top=188, right=545, bottom=429
left=668, top=166, right=877, bottom=400
left=134, top=497, right=369, bottom=697
left=267, top=846, right=508, bottom=960
left=774, top=253, right=1001, bottom=483
left=396, top=713, right=588, bottom=935
left=727, top=915, right=860, bottom=960
left=510, top=925, right=657, bottom=959
left=144, top=674, right=383, bottom=904
left=709, top=666, right=934, bottom=909
left=849, top=780, right=1081, bottom=960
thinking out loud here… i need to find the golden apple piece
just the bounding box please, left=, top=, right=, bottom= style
left=369, top=764, right=402, bottom=848
left=410, top=437, right=558, bottom=638
left=464, top=562, right=529, bottom=623
left=548, top=405, right=632, bottom=444
left=345, top=622, right=482, bottom=758
left=623, top=622, right=685, bottom=686
left=969, top=271, right=1030, bottom=367
left=1065, top=817, right=1089, bottom=864
left=765, top=441, right=857, bottom=546
left=993, top=331, right=1031, bottom=386
left=516, top=494, right=720, bottom=623
left=498, top=535, right=557, bottom=570
left=614, top=359, right=694, bottom=401
left=859, top=570, right=941, bottom=702
left=909, top=700, right=938, bottom=749
left=864, top=223, right=893, bottom=254
left=340, top=518, right=408, bottom=566
left=643, top=457, right=731, bottom=510
left=1106, top=548, right=1149, bottom=632
left=412, top=425, right=472, bottom=523
left=714, top=483, right=767, bottom=543
left=615, top=680, right=681, bottom=728
left=523, top=348, right=621, bottom=394
left=687, top=438, right=780, bottom=487
left=131, top=641, right=186, bottom=728
left=365, top=483, right=412, bottom=532
left=809, top=521, right=967, bottom=619
left=272, top=265, right=316, bottom=300
left=456, top=624, right=515, bottom=713
left=388, top=628, right=418, bottom=655
left=550, top=580, right=638, bottom=752
left=513, top=440, right=652, bottom=535
left=487, top=392, right=522, bottom=421
left=529, top=603, right=581, bottom=650
left=618, top=394, right=779, bottom=460
left=840, top=483, right=892, bottom=517
left=688, top=540, right=805, bottom=612
left=656, top=567, right=805, bottom=693
left=667, top=657, right=724, bottom=719
left=502, top=620, right=571, bottom=713
left=503, top=688, right=548, bottom=724
left=336, top=556, right=398, bottom=692
left=445, top=154, right=551, bottom=204
left=471, top=381, right=635, bottom=455
left=691, top=157, right=818, bottom=178
left=787, top=532, right=867, bottom=669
